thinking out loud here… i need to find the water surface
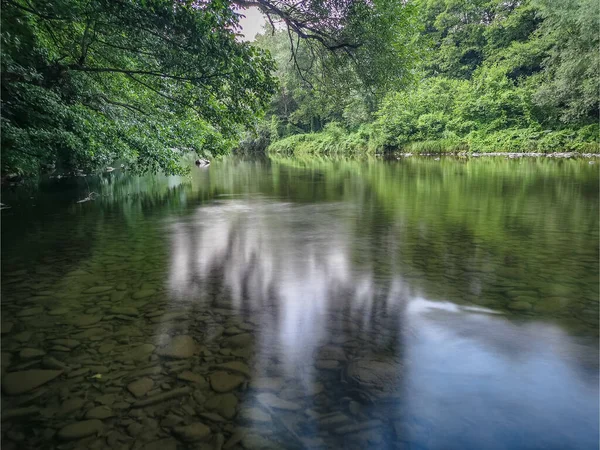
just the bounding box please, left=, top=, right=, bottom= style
left=1, top=156, right=598, bottom=449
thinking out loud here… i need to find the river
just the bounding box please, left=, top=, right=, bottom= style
left=1, top=156, right=598, bottom=449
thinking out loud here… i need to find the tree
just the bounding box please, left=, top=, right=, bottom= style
left=1, top=0, right=277, bottom=175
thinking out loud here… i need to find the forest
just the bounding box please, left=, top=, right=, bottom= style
left=2, top=0, right=598, bottom=177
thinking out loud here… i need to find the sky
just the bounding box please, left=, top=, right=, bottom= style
left=238, top=7, right=267, bottom=41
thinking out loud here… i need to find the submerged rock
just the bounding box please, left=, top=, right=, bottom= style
left=133, top=289, right=156, bottom=299
left=173, top=423, right=211, bottom=441
left=156, top=335, right=197, bottom=359
left=19, top=348, right=46, bottom=359
left=85, top=406, right=114, bottom=419
left=132, top=387, right=191, bottom=407
left=239, top=407, right=271, bottom=423
left=2, top=369, right=63, bottom=395
left=256, top=393, right=300, bottom=411
left=83, top=286, right=113, bottom=294
left=177, top=371, right=207, bottom=386
left=508, top=301, right=532, bottom=311
left=209, top=371, right=245, bottom=393
left=213, top=361, right=251, bottom=377
left=344, top=359, right=401, bottom=397
left=127, top=377, right=154, bottom=398
left=145, top=438, right=178, bottom=450
left=57, top=419, right=103, bottom=440
left=223, top=333, right=253, bottom=348
left=205, top=393, right=238, bottom=419
left=1, top=321, right=14, bottom=335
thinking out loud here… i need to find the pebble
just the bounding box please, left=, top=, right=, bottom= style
left=42, top=356, right=69, bottom=371
left=251, top=377, right=284, bottom=391
left=223, top=333, right=253, bottom=348
left=57, top=419, right=103, bottom=440
left=2, top=370, right=63, bottom=395
left=83, top=286, right=113, bottom=294
left=110, top=306, right=138, bottom=316
left=239, top=407, right=271, bottom=423
left=85, top=405, right=114, bottom=419
left=145, top=438, right=178, bottom=450
left=1, top=321, right=14, bottom=334
left=156, top=335, right=197, bottom=359
left=508, top=301, right=532, bottom=311
left=51, top=339, right=81, bottom=349
left=17, top=307, right=43, bottom=317
left=256, top=393, right=301, bottom=411
left=209, top=371, right=245, bottom=393
left=60, top=397, right=86, bottom=414
left=70, top=314, right=103, bottom=327
left=13, top=331, right=32, bottom=343
left=127, top=377, right=155, bottom=397
left=132, top=387, right=191, bottom=407
left=205, top=393, right=238, bottom=419
left=173, top=423, right=211, bottom=442
left=213, top=361, right=251, bottom=377
left=133, top=289, right=156, bottom=299
left=19, top=348, right=46, bottom=359
left=177, top=371, right=207, bottom=385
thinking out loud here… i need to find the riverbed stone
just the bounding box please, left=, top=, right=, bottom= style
left=508, top=301, right=532, bottom=311
left=110, top=306, right=139, bottom=316
left=315, top=360, right=340, bottom=370
left=84, top=286, right=113, bottom=294
left=1, top=321, right=14, bottom=335
left=120, top=343, right=155, bottom=362
left=177, top=371, right=207, bottom=386
left=98, top=343, right=115, bottom=354
left=51, top=339, right=81, bottom=349
left=57, top=419, right=103, bottom=440
left=315, top=345, right=347, bottom=361
left=70, top=314, right=103, bottom=327
left=145, top=438, right=178, bottom=450
left=213, top=361, right=251, bottom=377
left=19, top=348, right=46, bottom=359
left=2, top=369, right=63, bottom=395
left=345, top=359, right=401, bottom=396
left=205, top=393, right=238, bottom=419
left=60, top=397, right=86, bottom=414
left=133, top=289, right=156, bottom=299
left=239, top=407, right=271, bottom=423
left=17, top=307, right=43, bottom=317
left=156, top=335, right=197, bottom=359
left=127, top=377, right=154, bottom=398
left=13, top=331, right=32, bottom=343
left=256, top=393, right=301, bottom=411
left=173, top=423, right=211, bottom=442
left=223, top=333, right=253, bottom=348
left=48, top=307, right=70, bottom=316
left=85, top=405, right=114, bottom=419
left=210, top=371, right=245, bottom=393
left=251, top=377, right=284, bottom=391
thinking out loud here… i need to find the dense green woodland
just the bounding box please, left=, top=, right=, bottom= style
left=1, top=0, right=598, bottom=177
left=256, top=0, right=600, bottom=155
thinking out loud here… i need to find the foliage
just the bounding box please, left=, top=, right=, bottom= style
left=1, top=0, right=277, bottom=176
left=262, top=0, right=599, bottom=155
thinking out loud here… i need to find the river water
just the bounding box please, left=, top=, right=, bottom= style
left=1, top=156, right=598, bottom=449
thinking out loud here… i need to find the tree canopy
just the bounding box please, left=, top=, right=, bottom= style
left=2, top=0, right=419, bottom=176
left=259, top=0, right=599, bottom=155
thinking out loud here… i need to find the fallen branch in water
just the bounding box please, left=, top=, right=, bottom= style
left=0, top=203, right=11, bottom=210
left=76, top=192, right=98, bottom=203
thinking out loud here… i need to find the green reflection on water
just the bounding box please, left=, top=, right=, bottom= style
left=3, top=156, right=598, bottom=336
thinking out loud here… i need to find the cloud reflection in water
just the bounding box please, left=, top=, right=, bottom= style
left=167, top=198, right=598, bottom=449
